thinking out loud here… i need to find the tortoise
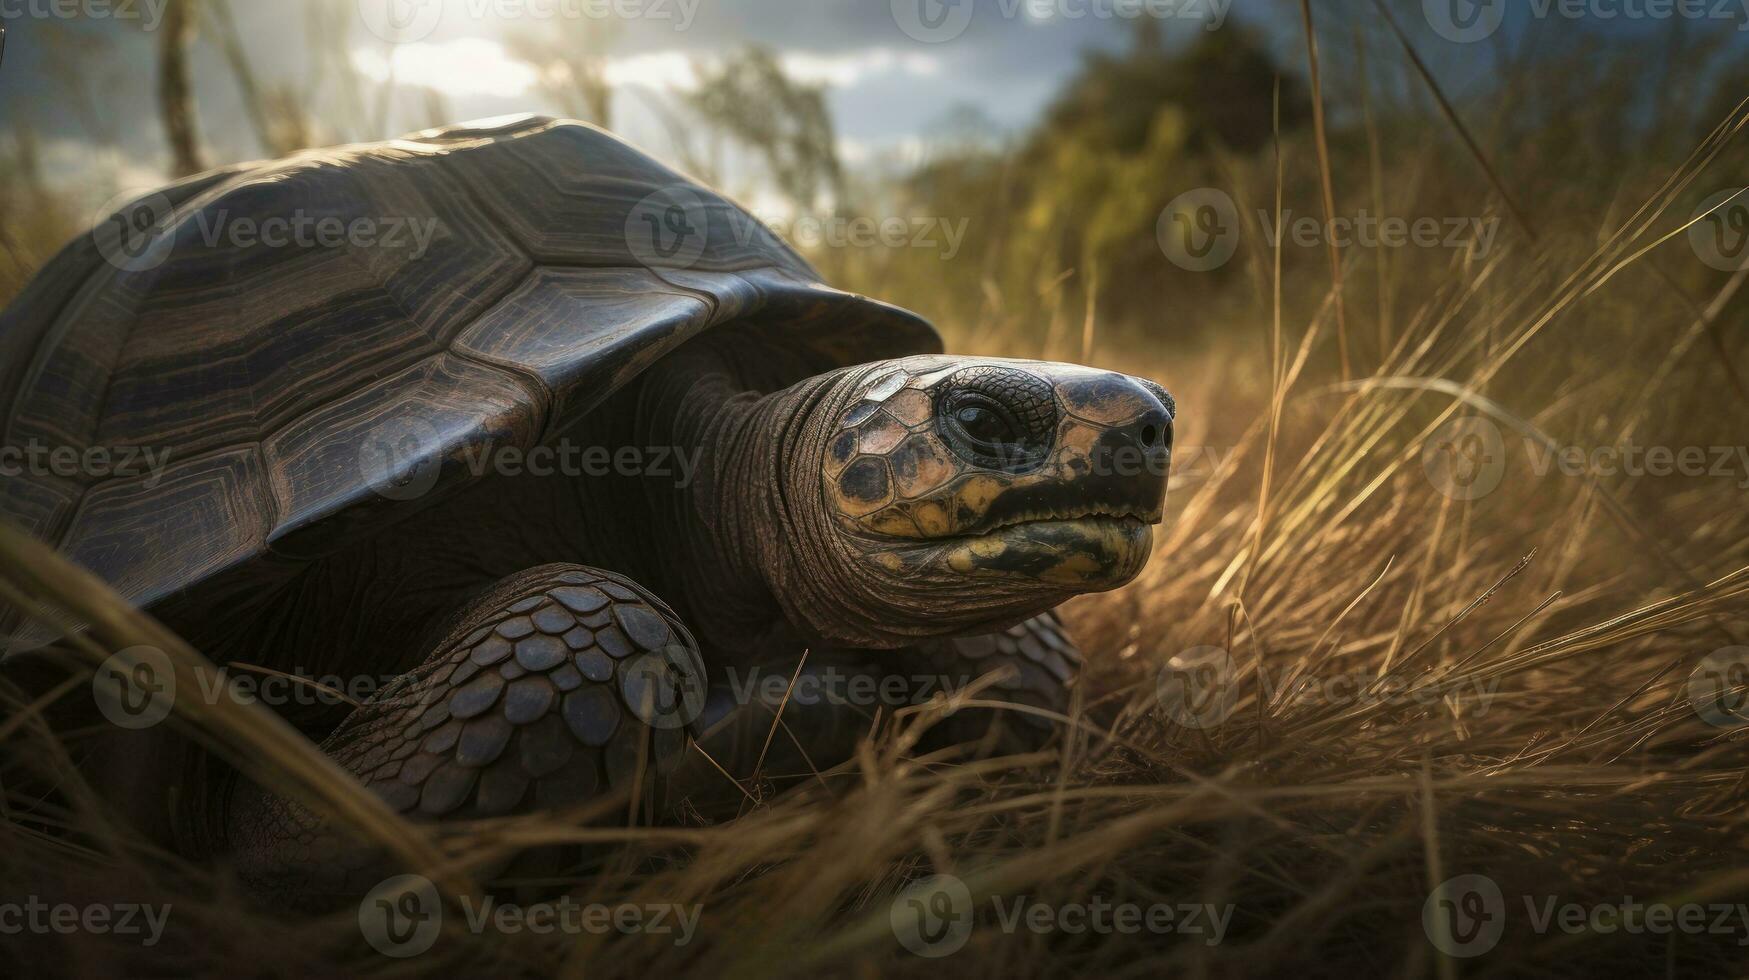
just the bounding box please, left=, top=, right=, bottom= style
left=0, top=116, right=1173, bottom=901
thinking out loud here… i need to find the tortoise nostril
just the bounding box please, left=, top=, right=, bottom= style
left=1128, top=416, right=1170, bottom=453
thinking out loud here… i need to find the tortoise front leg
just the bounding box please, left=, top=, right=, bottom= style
left=903, top=610, right=1084, bottom=753
left=227, top=564, right=706, bottom=905
left=676, top=612, right=1082, bottom=817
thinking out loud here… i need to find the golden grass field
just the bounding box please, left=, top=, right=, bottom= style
left=3, top=15, right=1749, bottom=979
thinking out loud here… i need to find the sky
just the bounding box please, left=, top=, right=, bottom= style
left=0, top=0, right=1741, bottom=213
left=0, top=0, right=1247, bottom=211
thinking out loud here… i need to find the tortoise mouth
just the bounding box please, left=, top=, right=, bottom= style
left=938, top=514, right=1154, bottom=587
left=846, top=464, right=1169, bottom=545
left=973, top=504, right=1160, bottom=536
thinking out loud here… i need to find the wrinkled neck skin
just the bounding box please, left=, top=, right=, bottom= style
left=626, top=343, right=827, bottom=656
left=629, top=343, right=1079, bottom=656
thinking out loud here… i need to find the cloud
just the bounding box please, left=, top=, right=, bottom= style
left=601, top=51, right=699, bottom=90
left=352, top=37, right=539, bottom=98
left=601, top=46, right=940, bottom=93
left=776, top=48, right=940, bottom=87
left=350, top=37, right=938, bottom=102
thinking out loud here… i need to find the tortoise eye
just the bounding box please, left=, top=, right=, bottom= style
left=948, top=397, right=1022, bottom=454
left=955, top=404, right=1015, bottom=445
left=935, top=367, right=1056, bottom=472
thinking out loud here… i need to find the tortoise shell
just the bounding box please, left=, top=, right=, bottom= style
left=0, top=115, right=940, bottom=654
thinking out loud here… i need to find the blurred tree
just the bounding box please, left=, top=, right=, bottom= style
left=158, top=0, right=204, bottom=176
left=633, top=88, right=724, bottom=187
left=205, top=0, right=314, bottom=156
left=834, top=23, right=1312, bottom=350
left=685, top=47, right=845, bottom=212
left=507, top=17, right=622, bottom=130
left=1009, top=26, right=1305, bottom=330
left=1032, top=23, right=1305, bottom=159
left=0, top=124, right=78, bottom=302
left=157, top=0, right=336, bottom=171
left=922, top=103, right=1007, bottom=160
left=41, top=27, right=121, bottom=146
left=315, top=3, right=364, bottom=140
left=1696, top=47, right=1749, bottom=150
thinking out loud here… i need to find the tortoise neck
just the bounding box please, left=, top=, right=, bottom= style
left=630, top=343, right=845, bottom=656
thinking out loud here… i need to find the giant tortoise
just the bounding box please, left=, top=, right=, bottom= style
left=0, top=116, right=1173, bottom=900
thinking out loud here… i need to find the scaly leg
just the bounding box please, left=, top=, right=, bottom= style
left=677, top=612, right=1081, bottom=816
left=228, top=564, right=706, bottom=904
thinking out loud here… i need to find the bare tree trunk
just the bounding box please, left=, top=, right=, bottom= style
left=159, top=0, right=205, bottom=177
left=421, top=88, right=451, bottom=131
left=583, top=67, right=612, bottom=131
left=506, top=19, right=620, bottom=132
left=206, top=0, right=281, bottom=155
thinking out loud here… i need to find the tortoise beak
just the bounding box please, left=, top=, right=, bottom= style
left=961, top=394, right=1171, bottom=536
left=934, top=372, right=1171, bottom=589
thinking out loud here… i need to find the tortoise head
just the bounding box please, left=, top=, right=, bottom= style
left=766, top=355, right=1173, bottom=647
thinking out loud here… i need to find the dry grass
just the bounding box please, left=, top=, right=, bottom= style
left=5, top=28, right=1749, bottom=980
left=6, top=197, right=1749, bottom=977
